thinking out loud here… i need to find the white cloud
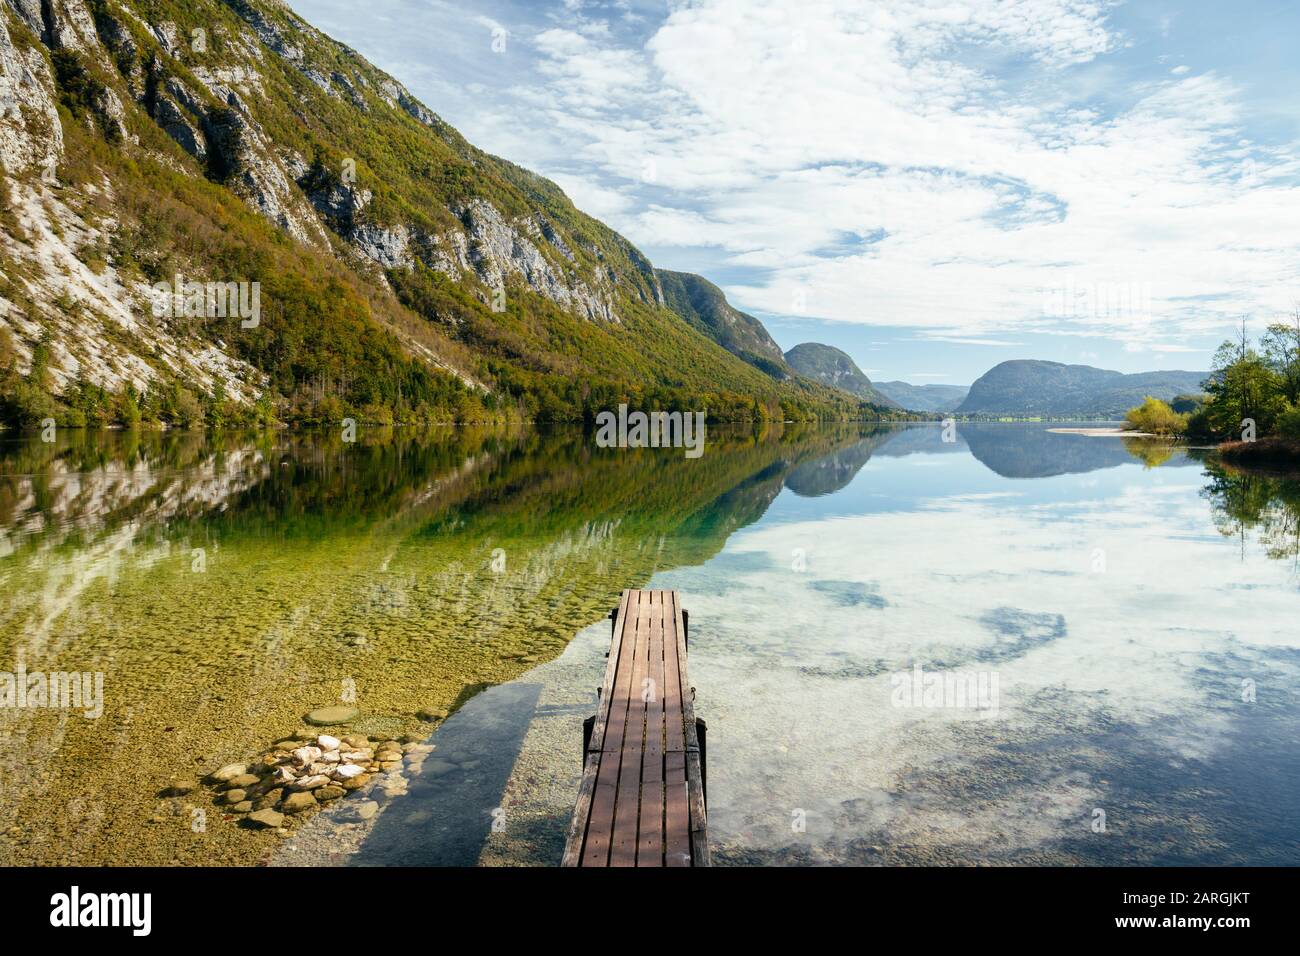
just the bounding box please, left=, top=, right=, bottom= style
left=291, top=0, right=1300, bottom=350
left=511, top=0, right=1300, bottom=342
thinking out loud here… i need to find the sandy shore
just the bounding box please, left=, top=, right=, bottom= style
left=1047, top=427, right=1153, bottom=437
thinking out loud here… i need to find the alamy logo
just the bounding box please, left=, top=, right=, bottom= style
left=594, top=403, right=706, bottom=459
left=1, top=664, right=103, bottom=718
left=1042, top=278, right=1152, bottom=321
left=890, top=664, right=999, bottom=716
left=150, top=274, right=261, bottom=328
left=50, top=886, right=151, bottom=936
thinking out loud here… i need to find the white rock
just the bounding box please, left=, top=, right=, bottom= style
left=316, top=734, right=341, bottom=751
left=290, top=774, right=329, bottom=791
left=333, top=764, right=365, bottom=779
left=273, top=766, right=297, bottom=784
left=292, top=746, right=322, bottom=766
left=321, top=751, right=340, bottom=764
left=212, top=763, right=247, bottom=782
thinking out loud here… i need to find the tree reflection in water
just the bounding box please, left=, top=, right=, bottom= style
left=1201, top=462, right=1300, bottom=567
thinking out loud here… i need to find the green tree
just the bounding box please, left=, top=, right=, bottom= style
left=1197, top=319, right=1285, bottom=438
left=1261, top=307, right=1300, bottom=406
left=1124, top=396, right=1188, bottom=436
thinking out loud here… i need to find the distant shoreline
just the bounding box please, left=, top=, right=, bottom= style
left=1047, top=427, right=1154, bottom=438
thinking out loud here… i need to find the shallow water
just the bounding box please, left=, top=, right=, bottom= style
left=2, top=423, right=1297, bottom=865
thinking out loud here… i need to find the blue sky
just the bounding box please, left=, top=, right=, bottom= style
left=290, top=0, right=1300, bottom=385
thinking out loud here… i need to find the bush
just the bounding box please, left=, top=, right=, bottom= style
left=11, top=380, right=57, bottom=427
left=1124, top=396, right=1188, bottom=436
left=1276, top=404, right=1300, bottom=441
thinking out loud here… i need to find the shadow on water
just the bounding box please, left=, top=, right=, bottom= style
left=348, top=682, right=544, bottom=866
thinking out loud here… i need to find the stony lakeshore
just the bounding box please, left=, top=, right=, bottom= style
left=188, top=729, right=436, bottom=837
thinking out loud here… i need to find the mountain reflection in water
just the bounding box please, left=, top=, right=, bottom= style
left=1, top=423, right=1297, bottom=867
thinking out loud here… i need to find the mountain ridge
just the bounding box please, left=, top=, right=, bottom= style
left=0, top=0, right=864, bottom=427
left=654, top=269, right=790, bottom=379
left=783, top=343, right=900, bottom=409
left=957, top=360, right=1209, bottom=417
left=874, top=381, right=969, bottom=413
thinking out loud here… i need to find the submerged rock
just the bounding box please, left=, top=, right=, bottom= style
left=159, top=777, right=197, bottom=797
left=305, top=706, right=359, bottom=726
left=282, top=792, right=317, bottom=814
left=210, top=763, right=247, bottom=783
left=247, top=809, right=285, bottom=829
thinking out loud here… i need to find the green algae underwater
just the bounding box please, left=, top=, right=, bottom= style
left=0, top=422, right=886, bottom=865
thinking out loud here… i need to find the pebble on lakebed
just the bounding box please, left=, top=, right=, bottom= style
left=198, top=730, right=436, bottom=831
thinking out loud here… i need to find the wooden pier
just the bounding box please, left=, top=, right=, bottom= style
left=561, top=589, right=709, bottom=867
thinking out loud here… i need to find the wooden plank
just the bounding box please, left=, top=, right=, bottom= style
left=685, top=750, right=710, bottom=867
left=560, top=753, right=601, bottom=867
left=673, top=591, right=702, bottom=756
left=637, top=590, right=667, bottom=866
left=563, top=591, right=631, bottom=866
left=609, top=593, right=652, bottom=866
left=581, top=590, right=642, bottom=866
left=585, top=589, right=634, bottom=754
left=596, top=590, right=640, bottom=754
left=672, top=591, right=709, bottom=866
left=662, top=590, right=686, bottom=753
left=664, top=750, right=691, bottom=866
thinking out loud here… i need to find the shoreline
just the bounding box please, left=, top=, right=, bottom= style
left=1047, top=427, right=1154, bottom=438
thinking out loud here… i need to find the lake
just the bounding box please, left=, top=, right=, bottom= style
left=1, top=423, right=1297, bottom=866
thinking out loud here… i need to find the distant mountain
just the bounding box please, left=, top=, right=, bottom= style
left=956, top=361, right=1209, bottom=417
left=783, top=344, right=900, bottom=408
left=874, top=381, right=969, bottom=413
left=656, top=270, right=790, bottom=378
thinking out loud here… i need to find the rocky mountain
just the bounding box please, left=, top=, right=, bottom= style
left=783, top=343, right=900, bottom=408
left=956, top=361, right=1209, bottom=417
left=0, top=0, right=858, bottom=428
left=655, top=269, right=789, bottom=379
left=873, top=381, right=969, bottom=413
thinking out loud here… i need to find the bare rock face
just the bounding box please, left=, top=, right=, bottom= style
left=0, top=16, right=64, bottom=175
left=327, top=195, right=620, bottom=322
left=204, top=106, right=327, bottom=246
left=457, top=200, right=618, bottom=323
left=53, top=0, right=102, bottom=53
left=6, top=0, right=98, bottom=53
left=306, top=184, right=618, bottom=324
left=91, top=85, right=132, bottom=143
left=350, top=222, right=413, bottom=269
left=152, top=95, right=205, bottom=161
left=377, top=77, right=448, bottom=133
left=95, top=12, right=145, bottom=98
left=304, top=179, right=372, bottom=233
